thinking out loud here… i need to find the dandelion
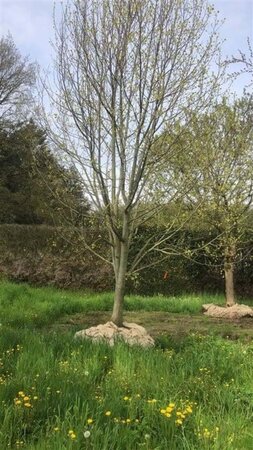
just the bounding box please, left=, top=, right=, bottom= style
left=166, top=406, right=173, bottom=413
left=176, top=419, right=183, bottom=425
left=83, top=430, right=90, bottom=439
left=24, top=402, right=32, bottom=408
left=105, top=411, right=111, bottom=416
left=54, top=427, right=60, bottom=432
left=14, top=400, right=21, bottom=406
left=123, top=396, right=129, bottom=401
left=68, top=430, right=77, bottom=440
left=33, top=396, right=38, bottom=400
left=144, top=434, right=150, bottom=440
left=147, top=398, right=157, bottom=404
left=23, top=396, right=30, bottom=401
left=186, top=406, right=192, bottom=413
left=87, top=418, right=93, bottom=425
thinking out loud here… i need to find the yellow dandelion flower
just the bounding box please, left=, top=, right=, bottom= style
left=176, top=419, right=183, bottom=425
left=15, top=400, right=21, bottom=406
left=186, top=406, right=193, bottom=413
left=24, top=402, right=32, bottom=408
left=54, top=427, right=60, bottom=432
left=160, top=409, right=166, bottom=414
left=105, top=411, right=111, bottom=416
left=123, top=396, right=129, bottom=401
left=166, top=406, right=173, bottom=413
left=87, top=418, right=93, bottom=425
left=165, top=413, right=171, bottom=418
left=23, top=396, right=30, bottom=401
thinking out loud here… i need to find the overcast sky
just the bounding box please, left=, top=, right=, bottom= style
left=0, top=0, right=252, bottom=94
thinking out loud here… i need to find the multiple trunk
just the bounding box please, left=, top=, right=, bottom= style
left=111, top=213, right=130, bottom=327
left=224, top=245, right=236, bottom=307
left=111, top=240, right=129, bottom=326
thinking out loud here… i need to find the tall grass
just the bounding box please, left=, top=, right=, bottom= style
left=0, top=281, right=229, bottom=328
left=0, top=281, right=252, bottom=448
left=0, top=328, right=252, bottom=449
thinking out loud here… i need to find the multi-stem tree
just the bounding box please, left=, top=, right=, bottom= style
left=43, top=0, right=223, bottom=326
left=160, top=97, right=253, bottom=306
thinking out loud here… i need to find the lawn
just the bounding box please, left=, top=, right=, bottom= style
left=0, top=281, right=252, bottom=449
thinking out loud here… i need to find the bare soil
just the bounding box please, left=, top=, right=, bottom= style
left=49, top=311, right=253, bottom=341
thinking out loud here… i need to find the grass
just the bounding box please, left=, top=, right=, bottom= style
left=0, top=281, right=253, bottom=449
left=0, top=280, right=233, bottom=329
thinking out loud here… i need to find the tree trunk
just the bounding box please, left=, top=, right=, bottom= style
left=111, top=214, right=130, bottom=327
left=111, top=241, right=129, bottom=326
left=224, top=246, right=236, bottom=307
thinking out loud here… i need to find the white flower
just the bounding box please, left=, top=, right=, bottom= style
left=83, top=430, right=91, bottom=439
left=144, top=434, right=150, bottom=440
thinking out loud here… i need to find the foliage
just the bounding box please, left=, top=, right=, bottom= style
left=1, top=224, right=253, bottom=297
left=0, top=34, right=35, bottom=119
left=0, top=120, right=89, bottom=225
left=157, top=97, right=253, bottom=304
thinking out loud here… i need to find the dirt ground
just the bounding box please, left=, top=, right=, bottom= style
left=50, top=311, right=253, bottom=341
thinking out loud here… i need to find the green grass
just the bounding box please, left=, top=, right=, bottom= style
left=0, top=281, right=253, bottom=449
left=0, top=280, right=233, bottom=329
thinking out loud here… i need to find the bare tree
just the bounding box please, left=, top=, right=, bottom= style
left=43, top=0, right=223, bottom=326
left=0, top=34, right=36, bottom=119
left=226, top=37, right=253, bottom=88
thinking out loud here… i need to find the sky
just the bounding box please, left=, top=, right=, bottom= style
left=0, top=0, right=252, bottom=94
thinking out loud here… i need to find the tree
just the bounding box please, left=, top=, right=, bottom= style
left=161, top=98, right=253, bottom=306
left=43, top=0, right=223, bottom=326
left=226, top=38, right=253, bottom=88
left=0, top=120, right=89, bottom=225
left=0, top=34, right=36, bottom=119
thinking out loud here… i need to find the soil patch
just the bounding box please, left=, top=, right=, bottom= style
left=48, top=311, right=253, bottom=341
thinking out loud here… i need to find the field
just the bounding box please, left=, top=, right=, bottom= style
left=0, top=281, right=253, bottom=449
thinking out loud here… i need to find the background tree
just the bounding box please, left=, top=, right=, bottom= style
left=160, top=97, right=253, bottom=306
left=43, top=0, right=223, bottom=326
left=0, top=34, right=36, bottom=119
left=0, top=120, right=89, bottom=225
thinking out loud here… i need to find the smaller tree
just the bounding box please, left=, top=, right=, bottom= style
left=160, top=97, right=253, bottom=306
left=0, top=34, right=36, bottom=119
